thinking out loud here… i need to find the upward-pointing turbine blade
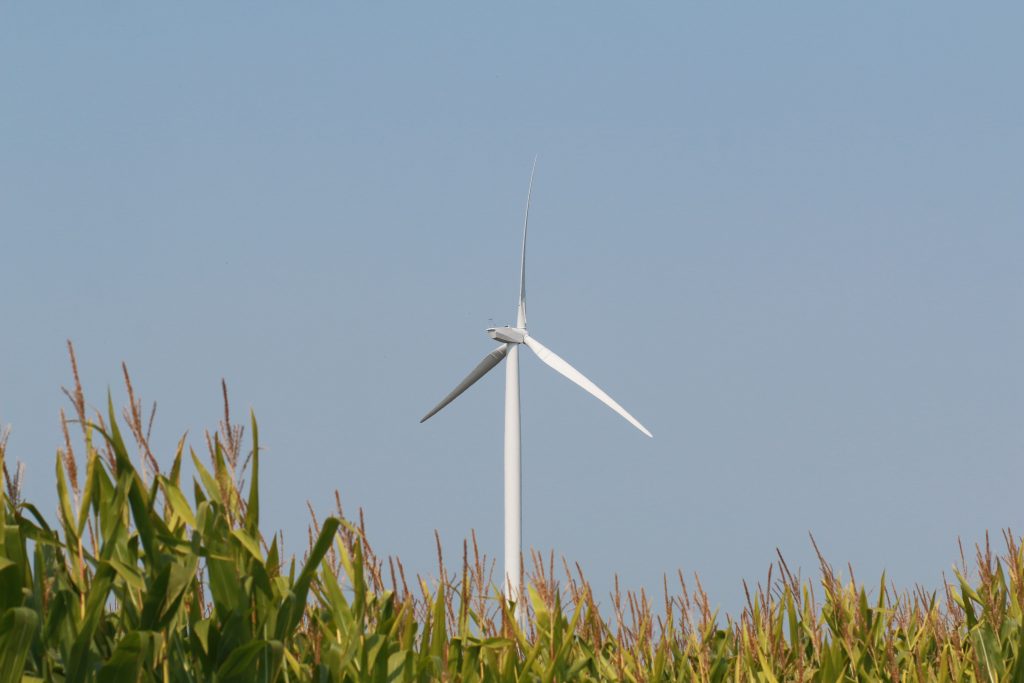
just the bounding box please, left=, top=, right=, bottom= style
left=523, top=335, right=653, bottom=437
left=420, top=345, right=510, bottom=423
left=517, top=157, right=536, bottom=328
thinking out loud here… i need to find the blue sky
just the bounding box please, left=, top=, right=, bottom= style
left=2, top=3, right=1022, bottom=614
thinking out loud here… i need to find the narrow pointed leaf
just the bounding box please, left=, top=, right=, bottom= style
left=0, top=607, right=38, bottom=683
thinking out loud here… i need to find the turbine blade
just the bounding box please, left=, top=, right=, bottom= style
left=517, top=157, right=537, bottom=328
left=523, top=335, right=652, bottom=437
left=420, top=345, right=510, bottom=423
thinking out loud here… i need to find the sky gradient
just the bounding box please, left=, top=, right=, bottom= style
left=2, top=3, right=1022, bottom=614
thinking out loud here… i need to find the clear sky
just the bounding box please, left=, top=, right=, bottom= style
left=2, top=3, right=1022, bottom=614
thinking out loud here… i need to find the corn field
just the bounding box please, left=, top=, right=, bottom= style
left=1, top=347, right=1023, bottom=682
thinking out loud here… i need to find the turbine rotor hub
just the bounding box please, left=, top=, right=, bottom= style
left=486, top=326, right=527, bottom=344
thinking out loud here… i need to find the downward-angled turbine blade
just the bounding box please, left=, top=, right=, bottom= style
left=420, top=345, right=510, bottom=423
left=517, top=157, right=536, bottom=328
left=523, top=335, right=653, bottom=437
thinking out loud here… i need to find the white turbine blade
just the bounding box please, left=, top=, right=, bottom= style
left=420, top=344, right=509, bottom=423
left=523, top=335, right=652, bottom=437
left=517, top=157, right=537, bottom=328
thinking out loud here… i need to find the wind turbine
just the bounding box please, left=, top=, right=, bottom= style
left=420, top=161, right=652, bottom=615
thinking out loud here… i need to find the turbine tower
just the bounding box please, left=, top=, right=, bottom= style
left=420, top=160, right=652, bottom=617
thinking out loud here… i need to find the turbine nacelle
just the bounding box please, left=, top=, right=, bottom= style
left=487, top=326, right=527, bottom=344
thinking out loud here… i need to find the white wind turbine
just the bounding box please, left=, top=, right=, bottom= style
left=420, top=161, right=652, bottom=615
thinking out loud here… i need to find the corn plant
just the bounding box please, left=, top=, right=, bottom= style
left=1, top=346, right=1023, bottom=681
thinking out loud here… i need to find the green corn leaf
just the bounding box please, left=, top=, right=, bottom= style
left=76, top=450, right=97, bottom=537
left=207, top=553, right=245, bottom=614
left=105, top=557, right=145, bottom=592
left=0, top=525, right=27, bottom=611
left=275, top=517, right=340, bottom=639
left=55, top=451, right=79, bottom=546
left=429, top=583, right=446, bottom=661
left=0, top=445, right=5, bottom=519
left=67, top=564, right=116, bottom=683
left=190, top=450, right=223, bottom=507
left=245, top=411, right=260, bottom=537
left=40, top=588, right=72, bottom=651
left=231, top=528, right=263, bottom=562
left=18, top=503, right=54, bottom=536
left=1010, top=626, right=1024, bottom=683
left=158, top=476, right=196, bottom=529
left=0, top=607, right=38, bottom=683
left=319, top=558, right=352, bottom=631
left=93, top=402, right=158, bottom=567
left=168, top=435, right=185, bottom=486
left=216, top=640, right=268, bottom=682
left=972, top=624, right=1005, bottom=683
left=266, top=535, right=280, bottom=577
left=139, top=556, right=197, bottom=631
left=96, top=631, right=161, bottom=683
left=211, top=436, right=238, bottom=522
